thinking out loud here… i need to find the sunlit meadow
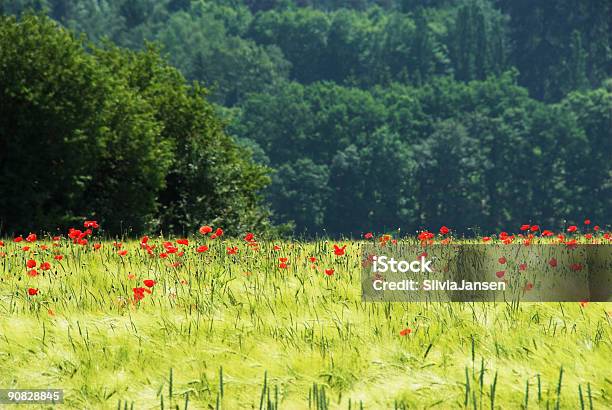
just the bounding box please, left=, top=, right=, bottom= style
left=0, top=224, right=610, bottom=409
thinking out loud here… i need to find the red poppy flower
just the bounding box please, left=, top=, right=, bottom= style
left=594, top=225, right=600, bottom=231
left=133, top=287, right=146, bottom=302
left=0, top=241, right=4, bottom=247
left=117, top=250, right=128, bottom=256
left=244, top=232, right=255, bottom=242
left=226, top=246, right=238, bottom=255
left=27, top=269, right=38, bottom=277
left=196, top=245, right=209, bottom=253
left=215, top=228, right=224, bottom=237
left=549, top=258, right=558, bottom=268
left=176, top=239, right=189, bottom=246
left=14, top=236, right=23, bottom=242
left=26, top=259, right=36, bottom=269
left=279, top=262, right=288, bottom=269
left=364, top=232, right=373, bottom=239
left=584, top=219, right=591, bottom=225
left=379, top=234, right=391, bottom=244
left=567, top=225, right=578, bottom=233
left=580, top=299, right=588, bottom=308
left=40, top=262, right=51, bottom=271
left=93, top=243, right=102, bottom=250
left=309, top=257, right=317, bottom=263
left=482, top=236, right=491, bottom=242
left=520, top=224, right=530, bottom=231
left=519, top=263, right=527, bottom=271
left=273, top=245, right=281, bottom=251
left=399, top=328, right=411, bottom=336
left=496, top=271, right=505, bottom=278
left=199, top=225, right=213, bottom=235
left=26, top=233, right=37, bottom=243
left=542, top=230, right=554, bottom=237
left=524, top=282, right=534, bottom=291
left=439, top=226, right=450, bottom=235
left=530, top=225, right=539, bottom=232
left=324, top=269, right=334, bottom=276
left=84, top=220, right=99, bottom=229
left=27, top=288, right=39, bottom=296
left=498, top=257, right=506, bottom=264
left=22, top=246, right=30, bottom=251
left=418, top=231, right=435, bottom=242
left=570, top=263, right=583, bottom=271
left=333, top=244, right=347, bottom=256
left=54, top=255, right=63, bottom=261
left=143, top=279, right=156, bottom=288
left=159, top=253, right=168, bottom=259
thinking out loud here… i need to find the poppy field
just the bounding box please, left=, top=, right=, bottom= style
left=0, top=223, right=611, bottom=409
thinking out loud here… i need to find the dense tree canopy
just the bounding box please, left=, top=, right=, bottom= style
left=0, top=13, right=270, bottom=235
left=1, top=1, right=611, bottom=236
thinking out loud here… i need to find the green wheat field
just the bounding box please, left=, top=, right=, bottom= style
left=0, top=237, right=610, bottom=409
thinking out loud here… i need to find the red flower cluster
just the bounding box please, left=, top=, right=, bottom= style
left=133, top=279, right=155, bottom=302
left=333, top=244, right=347, bottom=256
left=199, top=226, right=223, bottom=239
left=418, top=231, right=435, bottom=244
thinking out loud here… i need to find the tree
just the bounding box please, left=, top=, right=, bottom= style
left=156, top=9, right=290, bottom=105
left=560, top=85, right=612, bottom=223
left=326, top=128, right=417, bottom=235
left=0, top=14, right=271, bottom=235
left=247, top=8, right=331, bottom=83
left=268, top=159, right=330, bottom=233
left=413, top=119, right=485, bottom=231
left=501, top=0, right=612, bottom=101
left=0, top=14, right=108, bottom=232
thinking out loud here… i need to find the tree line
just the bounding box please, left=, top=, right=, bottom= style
left=0, top=1, right=611, bottom=236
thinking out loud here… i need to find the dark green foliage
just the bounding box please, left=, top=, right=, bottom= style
left=0, top=14, right=108, bottom=232
left=269, top=159, right=331, bottom=232
left=326, top=128, right=417, bottom=235
left=500, top=0, right=612, bottom=101
left=0, top=14, right=269, bottom=235
left=1, top=1, right=611, bottom=236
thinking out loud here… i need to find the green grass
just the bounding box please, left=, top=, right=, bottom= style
left=0, top=238, right=610, bottom=409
